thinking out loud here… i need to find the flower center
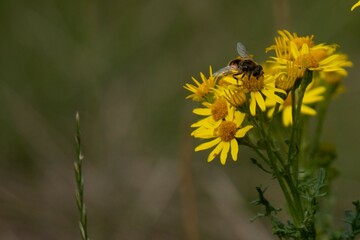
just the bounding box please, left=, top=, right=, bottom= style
left=242, top=75, right=265, bottom=92
left=197, top=83, right=211, bottom=96
left=211, top=98, right=228, bottom=121
left=294, top=54, right=319, bottom=69
left=217, top=121, right=237, bottom=142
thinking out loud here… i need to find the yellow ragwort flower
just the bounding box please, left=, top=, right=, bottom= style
left=352, top=0, right=360, bottom=11
left=213, top=85, right=247, bottom=108
left=266, top=30, right=314, bottom=60
left=192, top=107, right=253, bottom=165
left=184, top=66, right=216, bottom=101
left=264, top=61, right=303, bottom=91
left=266, top=83, right=326, bottom=127
left=267, top=30, right=352, bottom=87
left=190, top=97, right=229, bottom=132
left=223, top=74, right=286, bottom=116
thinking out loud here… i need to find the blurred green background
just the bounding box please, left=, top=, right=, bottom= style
left=0, top=0, right=359, bottom=239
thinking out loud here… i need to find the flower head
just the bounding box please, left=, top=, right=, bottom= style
left=184, top=66, right=216, bottom=101
left=266, top=30, right=314, bottom=60
left=191, top=97, right=229, bottom=131
left=192, top=107, right=253, bottom=165
left=267, top=30, right=352, bottom=90
left=222, top=74, right=286, bottom=116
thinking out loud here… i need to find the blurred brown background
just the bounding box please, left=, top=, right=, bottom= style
left=0, top=0, right=359, bottom=239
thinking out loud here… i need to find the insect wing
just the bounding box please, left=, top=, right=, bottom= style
left=236, top=42, right=250, bottom=58
left=213, top=66, right=233, bottom=77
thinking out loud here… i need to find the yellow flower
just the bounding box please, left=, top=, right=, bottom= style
left=271, top=43, right=343, bottom=74
left=213, top=85, right=247, bottom=108
left=266, top=83, right=326, bottom=126
left=193, top=108, right=253, bottom=165
left=223, top=74, right=286, bottom=116
left=266, top=30, right=314, bottom=60
left=351, top=0, right=360, bottom=11
left=316, top=53, right=353, bottom=78
left=190, top=97, right=229, bottom=131
left=267, top=30, right=352, bottom=87
left=184, top=66, right=216, bottom=101
left=265, top=61, right=303, bottom=91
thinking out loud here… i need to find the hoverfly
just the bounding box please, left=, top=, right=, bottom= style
left=213, top=42, right=264, bottom=81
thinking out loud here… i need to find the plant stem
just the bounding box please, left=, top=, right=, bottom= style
left=289, top=70, right=313, bottom=181
left=74, top=112, right=90, bottom=240
left=251, top=114, right=305, bottom=227
left=308, top=82, right=338, bottom=162
left=286, top=71, right=315, bottom=238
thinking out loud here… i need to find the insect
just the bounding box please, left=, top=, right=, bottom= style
left=214, top=42, right=264, bottom=81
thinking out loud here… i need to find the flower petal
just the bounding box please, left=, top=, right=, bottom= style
left=304, top=86, right=326, bottom=98
left=262, top=88, right=285, bottom=104
left=255, top=92, right=266, bottom=112
left=250, top=92, right=257, bottom=116
left=303, top=95, right=324, bottom=104
left=195, top=138, right=222, bottom=151
left=267, top=106, right=275, bottom=118
left=352, top=1, right=360, bottom=11
left=301, top=43, right=310, bottom=55
left=230, top=139, right=239, bottom=161
left=290, top=41, right=300, bottom=58
left=235, top=125, right=253, bottom=138
left=282, top=107, right=292, bottom=127
left=234, top=110, right=245, bottom=128
left=191, top=127, right=215, bottom=139
left=227, top=106, right=234, bottom=121
left=220, top=142, right=230, bottom=165
left=191, top=77, right=201, bottom=86
left=301, top=105, right=317, bottom=116
left=207, top=141, right=224, bottom=162
left=193, top=108, right=211, bottom=116
left=190, top=116, right=213, bottom=128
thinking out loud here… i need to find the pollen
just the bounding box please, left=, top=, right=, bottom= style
left=294, top=53, right=319, bottom=69
left=242, top=75, right=265, bottom=92
left=216, top=121, right=237, bottom=142
left=211, top=98, right=228, bottom=121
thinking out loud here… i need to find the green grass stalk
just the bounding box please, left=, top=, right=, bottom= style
left=74, top=112, right=90, bottom=240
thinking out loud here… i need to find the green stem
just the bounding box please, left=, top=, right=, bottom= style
left=251, top=114, right=305, bottom=227
left=249, top=90, right=318, bottom=231
left=267, top=148, right=304, bottom=225
left=308, top=82, right=338, bottom=162
left=288, top=70, right=313, bottom=182
left=75, top=112, right=90, bottom=240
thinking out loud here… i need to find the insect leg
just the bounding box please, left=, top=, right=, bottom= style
left=233, top=73, right=242, bottom=85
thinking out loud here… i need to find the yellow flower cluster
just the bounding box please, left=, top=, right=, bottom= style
left=185, top=69, right=254, bottom=165
left=266, top=30, right=352, bottom=126
left=184, top=30, right=352, bottom=165
left=267, top=30, right=352, bottom=89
